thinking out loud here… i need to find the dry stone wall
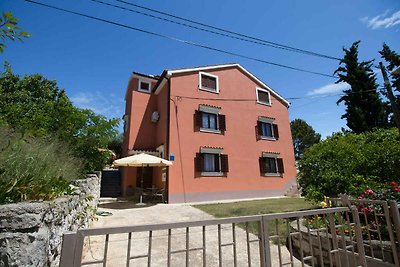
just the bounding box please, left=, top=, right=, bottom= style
left=0, top=174, right=100, bottom=267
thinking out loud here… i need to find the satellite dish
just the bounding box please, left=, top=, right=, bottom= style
left=151, top=111, right=160, bottom=123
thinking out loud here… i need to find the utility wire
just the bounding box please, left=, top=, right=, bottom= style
left=89, top=0, right=339, bottom=61
left=112, top=0, right=340, bottom=61
left=22, top=0, right=337, bottom=78
left=171, top=88, right=384, bottom=103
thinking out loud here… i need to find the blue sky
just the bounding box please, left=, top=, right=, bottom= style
left=2, top=0, right=400, bottom=137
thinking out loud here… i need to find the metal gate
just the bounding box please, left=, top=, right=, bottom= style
left=58, top=200, right=400, bottom=267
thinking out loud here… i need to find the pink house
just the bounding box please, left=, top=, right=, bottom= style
left=121, top=63, right=297, bottom=203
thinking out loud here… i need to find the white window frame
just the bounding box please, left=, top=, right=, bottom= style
left=199, top=105, right=221, bottom=134
left=138, top=79, right=152, bottom=93
left=262, top=152, right=281, bottom=177
left=200, top=147, right=223, bottom=176
left=256, top=87, right=271, bottom=106
left=199, top=71, right=219, bottom=94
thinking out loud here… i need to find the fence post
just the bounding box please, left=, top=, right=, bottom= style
left=261, top=216, right=272, bottom=267
left=389, top=200, right=400, bottom=243
left=351, top=206, right=367, bottom=267
left=258, top=218, right=266, bottom=267
left=59, top=232, right=78, bottom=267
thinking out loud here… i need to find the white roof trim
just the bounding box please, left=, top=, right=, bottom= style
left=125, top=73, right=159, bottom=100
left=156, top=64, right=290, bottom=106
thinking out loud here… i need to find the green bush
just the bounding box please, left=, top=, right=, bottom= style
left=0, top=127, right=83, bottom=204
left=298, top=128, right=400, bottom=201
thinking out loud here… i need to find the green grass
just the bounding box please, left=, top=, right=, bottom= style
left=194, top=197, right=317, bottom=244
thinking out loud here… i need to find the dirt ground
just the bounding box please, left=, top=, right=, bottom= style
left=82, top=200, right=304, bottom=266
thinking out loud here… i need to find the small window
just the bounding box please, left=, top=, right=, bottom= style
left=138, top=80, right=151, bottom=93
left=257, top=120, right=279, bottom=140
left=259, top=156, right=284, bottom=176
left=256, top=88, right=271, bottom=105
left=202, top=112, right=217, bottom=130
left=199, top=72, right=219, bottom=93
left=195, top=150, right=229, bottom=176
left=195, top=109, right=226, bottom=134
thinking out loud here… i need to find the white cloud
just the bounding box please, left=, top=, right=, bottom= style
left=70, top=91, right=124, bottom=120
left=361, top=9, right=400, bottom=30
left=307, top=83, right=349, bottom=96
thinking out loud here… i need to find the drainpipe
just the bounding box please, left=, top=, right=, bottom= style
left=165, top=76, right=171, bottom=203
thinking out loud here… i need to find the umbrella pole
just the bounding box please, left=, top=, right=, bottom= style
left=137, top=164, right=146, bottom=206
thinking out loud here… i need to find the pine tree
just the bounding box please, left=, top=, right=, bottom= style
left=334, top=41, right=389, bottom=133
left=380, top=43, right=400, bottom=94
left=290, top=119, right=321, bottom=160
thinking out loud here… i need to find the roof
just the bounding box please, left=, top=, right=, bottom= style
left=152, top=63, right=290, bottom=106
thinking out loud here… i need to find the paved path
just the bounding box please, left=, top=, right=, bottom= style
left=82, top=201, right=304, bottom=266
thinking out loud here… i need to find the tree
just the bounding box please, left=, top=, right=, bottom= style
left=334, top=41, right=390, bottom=133
left=379, top=43, right=400, bottom=93
left=290, top=119, right=321, bottom=160
left=0, top=11, right=30, bottom=53
left=0, top=64, right=120, bottom=172
left=298, top=129, right=400, bottom=201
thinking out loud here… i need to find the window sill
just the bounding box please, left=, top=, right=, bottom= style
left=256, top=101, right=271, bottom=106
left=200, top=128, right=222, bottom=134
left=263, top=173, right=282, bottom=177
left=260, top=136, right=276, bottom=141
left=201, top=172, right=224, bottom=177
left=199, top=87, right=219, bottom=94
left=138, top=89, right=151, bottom=94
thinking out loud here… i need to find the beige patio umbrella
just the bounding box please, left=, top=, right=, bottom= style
left=112, top=153, right=172, bottom=204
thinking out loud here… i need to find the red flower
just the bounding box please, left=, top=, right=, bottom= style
left=364, top=189, right=374, bottom=195
left=358, top=194, right=365, bottom=199
left=361, top=207, right=373, bottom=214
left=394, top=187, right=400, bottom=192
left=389, top=182, right=398, bottom=187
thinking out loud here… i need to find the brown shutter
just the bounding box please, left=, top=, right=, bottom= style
left=195, top=153, right=204, bottom=172
left=195, top=110, right=202, bottom=129
left=277, top=158, right=284, bottom=174
left=273, top=124, right=279, bottom=139
left=220, top=154, right=229, bottom=173
left=259, top=157, right=266, bottom=174
left=218, top=114, right=226, bottom=132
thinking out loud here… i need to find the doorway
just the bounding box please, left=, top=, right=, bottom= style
left=136, top=167, right=153, bottom=188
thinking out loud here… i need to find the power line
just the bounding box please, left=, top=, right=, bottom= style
left=22, top=0, right=337, bottom=78
left=88, top=0, right=339, bottom=61
left=112, top=0, right=340, bottom=61
left=171, top=88, right=385, bottom=103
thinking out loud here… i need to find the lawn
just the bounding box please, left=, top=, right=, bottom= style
left=194, top=197, right=317, bottom=243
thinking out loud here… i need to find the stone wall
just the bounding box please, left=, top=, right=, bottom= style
left=0, top=174, right=100, bottom=267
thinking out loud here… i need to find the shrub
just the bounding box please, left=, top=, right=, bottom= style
left=0, top=127, right=83, bottom=204
left=298, top=128, right=400, bottom=202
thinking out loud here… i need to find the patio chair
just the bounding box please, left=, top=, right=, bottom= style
left=152, top=188, right=165, bottom=203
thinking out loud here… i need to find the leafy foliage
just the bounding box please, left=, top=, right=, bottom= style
left=0, top=64, right=120, bottom=173
left=335, top=41, right=390, bottom=133
left=290, top=119, right=321, bottom=160
left=0, top=127, right=82, bottom=204
left=298, top=128, right=400, bottom=201
left=0, top=11, right=30, bottom=53
left=380, top=43, right=400, bottom=94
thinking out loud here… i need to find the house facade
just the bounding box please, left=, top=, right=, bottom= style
left=122, top=63, right=297, bottom=203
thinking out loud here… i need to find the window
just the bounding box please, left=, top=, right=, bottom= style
left=256, top=88, right=271, bottom=105
left=195, top=148, right=229, bottom=176
left=202, top=112, right=217, bottom=130
left=257, top=118, right=279, bottom=140
left=138, top=80, right=151, bottom=93
left=199, top=72, right=219, bottom=93
left=195, top=105, right=226, bottom=134
left=259, top=154, right=284, bottom=176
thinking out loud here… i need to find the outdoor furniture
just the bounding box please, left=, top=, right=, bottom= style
left=152, top=188, right=165, bottom=203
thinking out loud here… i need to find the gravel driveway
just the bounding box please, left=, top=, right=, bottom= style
left=82, top=201, right=303, bottom=266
